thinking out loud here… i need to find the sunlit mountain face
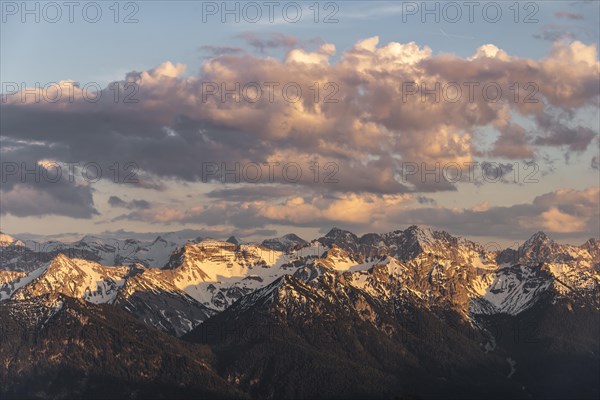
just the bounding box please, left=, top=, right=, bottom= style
left=1, top=1, right=599, bottom=398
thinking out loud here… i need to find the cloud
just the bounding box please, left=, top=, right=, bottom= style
left=533, top=26, right=577, bottom=42
left=516, top=187, right=599, bottom=234
left=1, top=38, right=598, bottom=219
left=108, top=196, right=128, bottom=207
left=108, top=196, right=150, bottom=210
left=235, top=32, right=299, bottom=53
left=199, top=45, right=244, bottom=56
left=532, top=206, right=587, bottom=233
left=109, top=187, right=599, bottom=241
left=471, top=201, right=489, bottom=212
left=206, top=185, right=298, bottom=201
left=416, top=196, right=436, bottom=205
left=489, top=123, right=534, bottom=159
left=0, top=160, right=99, bottom=218
left=113, top=207, right=190, bottom=224
left=536, top=127, right=596, bottom=152
left=1, top=183, right=98, bottom=218
left=554, top=11, right=584, bottom=20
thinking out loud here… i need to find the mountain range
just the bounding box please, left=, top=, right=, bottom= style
left=1, top=227, right=598, bottom=399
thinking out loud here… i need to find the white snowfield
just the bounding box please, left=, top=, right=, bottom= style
left=1, top=232, right=192, bottom=271
left=1, top=229, right=598, bottom=335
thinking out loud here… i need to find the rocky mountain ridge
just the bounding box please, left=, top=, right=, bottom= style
left=1, top=227, right=599, bottom=399
left=1, top=227, right=598, bottom=336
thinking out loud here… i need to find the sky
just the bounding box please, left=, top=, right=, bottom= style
left=1, top=0, right=599, bottom=246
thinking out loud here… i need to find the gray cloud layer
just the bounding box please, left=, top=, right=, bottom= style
left=1, top=38, right=598, bottom=238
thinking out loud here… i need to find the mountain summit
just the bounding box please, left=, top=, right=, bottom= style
left=1, top=227, right=599, bottom=399
left=0, top=232, right=25, bottom=247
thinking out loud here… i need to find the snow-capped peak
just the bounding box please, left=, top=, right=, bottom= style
left=325, top=227, right=357, bottom=240
left=517, top=231, right=554, bottom=262
left=226, top=236, right=242, bottom=245
left=50, top=252, right=72, bottom=264
left=261, top=233, right=308, bottom=251
left=5, top=253, right=132, bottom=304
left=522, top=231, right=550, bottom=247
left=403, top=225, right=436, bottom=243
left=0, top=232, right=25, bottom=247
left=152, top=236, right=168, bottom=245
left=282, top=233, right=305, bottom=242
left=77, top=235, right=117, bottom=247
